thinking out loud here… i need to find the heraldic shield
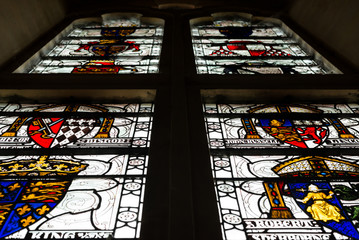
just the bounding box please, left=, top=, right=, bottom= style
left=0, top=104, right=114, bottom=237
left=74, top=27, right=139, bottom=57
left=259, top=118, right=328, bottom=148
left=247, top=104, right=330, bottom=148
left=0, top=156, right=87, bottom=238
left=273, top=156, right=359, bottom=239
left=71, top=27, right=140, bottom=73
left=28, top=117, right=97, bottom=148
left=0, top=104, right=115, bottom=149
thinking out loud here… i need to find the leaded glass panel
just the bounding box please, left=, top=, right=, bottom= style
left=0, top=103, right=153, bottom=239
left=215, top=179, right=359, bottom=240
left=204, top=104, right=359, bottom=114
left=204, top=103, right=359, bottom=240
left=0, top=154, right=147, bottom=239
left=0, top=103, right=153, bottom=149
left=204, top=104, right=359, bottom=149
left=0, top=103, right=154, bottom=113
left=16, top=13, right=164, bottom=74
left=191, top=13, right=341, bottom=74
left=211, top=155, right=359, bottom=240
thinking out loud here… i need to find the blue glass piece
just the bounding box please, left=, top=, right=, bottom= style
left=219, top=27, right=253, bottom=38
left=0, top=208, right=21, bottom=238
left=259, top=119, right=292, bottom=127
left=0, top=201, right=60, bottom=238
left=0, top=181, right=26, bottom=203
left=287, top=182, right=359, bottom=239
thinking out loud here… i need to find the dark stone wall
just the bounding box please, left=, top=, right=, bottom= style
left=288, top=0, right=359, bottom=70
left=0, top=0, right=66, bottom=67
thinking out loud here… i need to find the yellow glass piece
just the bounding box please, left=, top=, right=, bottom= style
left=21, top=216, right=36, bottom=227
left=95, top=118, right=115, bottom=138
left=268, top=127, right=302, bottom=142
left=29, top=181, right=67, bottom=188
left=0, top=156, right=87, bottom=177
left=54, top=164, right=68, bottom=170
left=22, top=193, right=60, bottom=201
left=16, top=205, right=32, bottom=216
left=340, top=134, right=355, bottom=138
left=1, top=132, right=16, bottom=137
left=0, top=210, right=10, bottom=226
left=245, top=134, right=261, bottom=139
left=36, top=205, right=50, bottom=215
left=9, top=164, right=23, bottom=170
left=0, top=204, right=12, bottom=211
left=302, top=186, right=345, bottom=222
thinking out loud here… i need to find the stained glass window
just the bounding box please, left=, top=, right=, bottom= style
left=204, top=103, right=359, bottom=239
left=204, top=104, right=359, bottom=149
left=0, top=103, right=153, bottom=239
left=191, top=13, right=341, bottom=74
left=15, top=13, right=164, bottom=74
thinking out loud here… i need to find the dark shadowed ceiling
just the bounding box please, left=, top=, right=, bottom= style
left=63, top=0, right=291, bottom=16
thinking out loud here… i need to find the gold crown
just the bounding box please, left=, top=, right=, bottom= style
left=0, top=156, right=88, bottom=177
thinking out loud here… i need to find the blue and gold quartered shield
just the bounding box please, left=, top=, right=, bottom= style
left=0, top=156, right=87, bottom=238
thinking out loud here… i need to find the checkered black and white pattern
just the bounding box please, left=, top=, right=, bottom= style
left=51, top=118, right=96, bottom=147
left=262, top=49, right=289, bottom=56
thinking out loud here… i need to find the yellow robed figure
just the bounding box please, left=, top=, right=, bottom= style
left=302, top=184, right=345, bottom=222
